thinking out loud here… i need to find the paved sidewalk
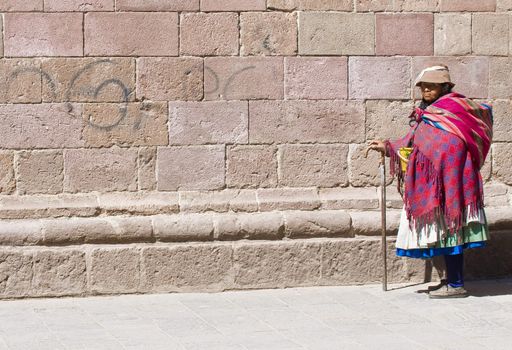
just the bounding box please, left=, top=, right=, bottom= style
left=1, top=279, right=511, bottom=350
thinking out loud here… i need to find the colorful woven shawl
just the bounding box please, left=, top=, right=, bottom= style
left=387, top=92, right=493, bottom=234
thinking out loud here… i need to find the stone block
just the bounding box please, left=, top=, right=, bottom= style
left=0, top=17, right=3, bottom=58
left=233, top=241, right=321, bottom=288
left=490, top=58, right=512, bottom=99
left=486, top=207, right=512, bottom=232
left=465, top=230, right=512, bottom=279
left=376, top=14, right=433, bottom=56
left=284, top=210, right=352, bottom=239
left=349, top=144, right=394, bottom=187
left=365, top=100, right=414, bottom=141
left=157, top=146, right=225, bottom=191
left=319, top=187, right=379, bottom=210
left=85, top=12, right=178, bottom=56
left=44, top=0, right=114, bottom=11
left=137, top=57, right=202, bottom=101
left=299, top=12, right=375, bottom=55
left=440, top=0, right=496, bottom=12
left=214, top=212, right=284, bottom=240
left=0, top=250, right=33, bottom=298
left=204, top=57, right=283, bottom=100
left=98, top=192, right=179, bottom=215
left=200, top=0, right=266, bottom=11
left=116, top=0, right=199, bottom=11
left=497, top=0, right=512, bottom=10
left=257, top=188, right=320, bottom=211
left=0, top=194, right=99, bottom=220
left=320, top=238, right=424, bottom=285
left=32, top=250, right=86, bottom=297
left=153, top=214, right=214, bottom=242
left=278, top=144, right=349, bottom=187
left=0, top=59, right=41, bottom=103
left=356, top=0, right=438, bottom=11
left=16, top=151, right=64, bottom=195
left=0, top=153, right=15, bottom=195
left=269, top=0, right=353, bottom=10
left=169, top=101, right=248, bottom=145
left=90, top=247, right=140, bottom=294
left=492, top=143, right=512, bottom=184
left=141, top=244, right=233, bottom=292
left=181, top=13, right=239, bottom=56
left=349, top=211, right=401, bottom=236
left=82, top=102, right=168, bottom=147
left=227, top=145, right=278, bottom=188
left=412, top=57, right=489, bottom=99
left=138, top=148, right=157, bottom=191
left=179, top=190, right=258, bottom=213
left=472, top=14, right=509, bottom=56
left=285, top=57, right=347, bottom=100
left=42, top=217, right=153, bottom=245
left=349, top=57, right=411, bottom=100
left=484, top=183, right=509, bottom=207
left=490, top=99, right=512, bottom=142
left=41, top=58, right=135, bottom=103
left=0, top=220, right=43, bottom=246
left=241, top=12, right=297, bottom=56
left=434, top=14, right=471, bottom=56
left=0, top=104, right=84, bottom=149
left=267, top=0, right=298, bottom=9
left=249, top=100, right=365, bottom=144
left=0, top=0, right=42, bottom=11
left=64, top=148, right=138, bottom=193
left=4, top=13, right=83, bottom=57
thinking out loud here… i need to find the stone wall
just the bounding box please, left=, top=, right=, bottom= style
left=1, top=0, right=512, bottom=297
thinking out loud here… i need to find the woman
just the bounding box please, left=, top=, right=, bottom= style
left=369, top=65, right=493, bottom=299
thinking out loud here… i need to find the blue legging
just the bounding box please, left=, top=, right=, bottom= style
left=444, top=253, right=464, bottom=288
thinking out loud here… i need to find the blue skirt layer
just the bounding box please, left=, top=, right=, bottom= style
left=396, top=241, right=486, bottom=259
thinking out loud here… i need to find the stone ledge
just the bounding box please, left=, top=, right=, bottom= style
left=1, top=207, right=512, bottom=247
left=1, top=232, right=511, bottom=299
left=0, top=183, right=507, bottom=220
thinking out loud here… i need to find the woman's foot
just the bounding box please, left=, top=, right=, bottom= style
left=427, top=279, right=448, bottom=292
left=429, top=285, right=468, bottom=299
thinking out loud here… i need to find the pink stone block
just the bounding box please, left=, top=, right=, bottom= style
left=85, top=12, right=178, bottom=56
left=0, top=0, right=42, bottom=11
left=412, top=57, right=489, bottom=99
left=349, top=57, right=411, bottom=99
left=64, top=148, right=138, bottom=193
left=180, top=13, right=239, bottom=56
left=279, top=144, right=349, bottom=187
left=376, top=14, right=433, bottom=56
left=44, top=0, right=114, bottom=11
left=137, top=57, right=203, bottom=101
left=249, top=100, right=365, bottom=143
left=4, top=13, right=83, bottom=57
left=205, top=57, right=284, bottom=100
left=157, top=146, right=225, bottom=191
left=200, top=0, right=266, bottom=11
left=116, top=0, right=199, bottom=11
left=169, top=101, right=248, bottom=145
left=285, top=57, right=347, bottom=100
left=440, top=0, right=496, bottom=11
left=0, top=104, right=84, bottom=149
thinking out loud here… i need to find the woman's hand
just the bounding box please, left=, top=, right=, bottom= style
left=367, top=140, right=386, bottom=154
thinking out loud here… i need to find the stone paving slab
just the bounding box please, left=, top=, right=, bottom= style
left=0, top=279, right=511, bottom=349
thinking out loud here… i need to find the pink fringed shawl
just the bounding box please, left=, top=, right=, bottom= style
left=387, top=93, right=493, bottom=234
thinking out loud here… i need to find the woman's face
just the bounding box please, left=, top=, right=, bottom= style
left=419, top=82, right=443, bottom=103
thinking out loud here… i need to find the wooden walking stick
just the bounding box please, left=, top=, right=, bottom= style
left=365, top=147, right=388, bottom=292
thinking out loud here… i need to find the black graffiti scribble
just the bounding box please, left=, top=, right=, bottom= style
left=205, top=66, right=256, bottom=99
left=6, top=60, right=137, bottom=131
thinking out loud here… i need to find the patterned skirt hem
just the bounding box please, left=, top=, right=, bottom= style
left=396, top=241, right=486, bottom=259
